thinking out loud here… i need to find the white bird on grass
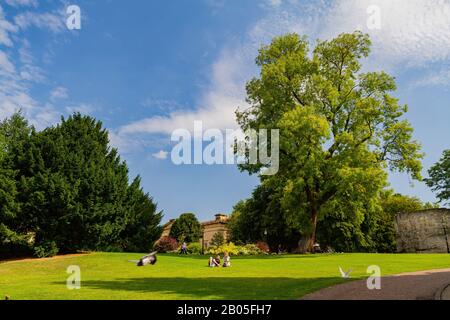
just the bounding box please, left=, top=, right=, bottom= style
left=128, top=251, right=157, bottom=267
left=339, top=266, right=353, bottom=278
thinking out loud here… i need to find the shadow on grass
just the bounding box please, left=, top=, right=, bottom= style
left=56, top=276, right=345, bottom=300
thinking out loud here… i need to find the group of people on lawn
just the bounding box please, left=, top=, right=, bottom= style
left=208, top=252, right=231, bottom=268
left=179, top=241, right=232, bottom=267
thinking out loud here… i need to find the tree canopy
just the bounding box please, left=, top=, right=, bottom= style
left=169, top=213, right=202, bottom=243
left=426, top=150, right=450, bottom=206
left=0, top=112, right=162, bottom=257
left=236, top=31, right=423, bottom=252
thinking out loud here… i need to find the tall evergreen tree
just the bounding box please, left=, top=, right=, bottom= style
left=1, top=112, right=162, bottom=256
left=0, top=113, right=31, bottom=257
left=426, top=150, right=450, bottom=206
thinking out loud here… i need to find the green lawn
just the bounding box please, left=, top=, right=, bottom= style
left=1, top=252, right=450, bottom=300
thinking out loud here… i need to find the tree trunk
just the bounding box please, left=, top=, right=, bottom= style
left=297, top=207, right=318, bottom=253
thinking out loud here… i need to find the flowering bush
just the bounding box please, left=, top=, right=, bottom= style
left=206, top=242, right=265, bottom=256
left=187, top=242, right=202, bottom=254
left=242, top=243, right=264, bottom=255
left=153, top=236, right=178, bottom=253
left=207, top=242, right=239, bottom=255
left=255, top=241, right=270, bottom=253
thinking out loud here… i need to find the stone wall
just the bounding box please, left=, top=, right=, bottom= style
left=395, top=209, right=450, bottom=253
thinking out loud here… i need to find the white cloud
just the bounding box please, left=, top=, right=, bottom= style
left=18, top=40, right=45, bottom=83
left=119, top=48, right=248, bottom=135
left=65, top=103, right=95, bottom=115
left=117, top=2, right=309, bottom=138
left=412, top=68, right=450, bottom=88
left=50, top=86, right=69, bottom=100
left=5, top=0, right=38, bottom=8
left=29, top=104, right=60, bottom=129
left=51, top=0, right=450, bottom=145
left=0, top=51, right=16, bottom=75
left=108, top=130, right=164, bottom=154
left=0, top=1, right=68, bottom=130
left=0, top=6, right=18, bottom=47
left=318, top=0, right=450, bottom=68
left=152, top=150, right=169, bottom=160
left=264, top=0, right=283, bottom=8
left=0, top=40, right=53, bottom=128
left=14, top=11, right=65, bottom=33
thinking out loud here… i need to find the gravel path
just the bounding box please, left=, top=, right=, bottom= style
left=302, top=268, right=450, bottom=300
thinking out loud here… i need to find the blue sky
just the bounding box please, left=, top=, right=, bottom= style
left=0, top=0, right=449, bottom=222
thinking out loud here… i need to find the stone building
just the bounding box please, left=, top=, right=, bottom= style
left=395, top=208, right=450, bottom=253
left=160, top=219, right=176, bottom=238
left=201, top=214, right=229, bottom=248
left=159, top=214, right=230, bottom=248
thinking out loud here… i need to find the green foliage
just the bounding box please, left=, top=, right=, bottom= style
left=255, top=241, right=270, bottom=253
left=210, top=231, right=225, bottom=247
left=0, top=112, right=163, bottom=257
left=313, top=189, right=436, bottom=253
left=206, top=242, right=264, bottom=256
left=240, top=244, right=264, bottom=255
left=236, top=31, right=423, bottom=252
left=169, top=213, right=202, bottom=243
left=187, top=242, right=202, bottom=254
left=0, top=113, right=31, bottom=257
left=153, top=236, right=178, bottom=253
left=372, top=190, right=437, bottom=253
left=426, top=150, right=450, bottom=206
left=228, top=183, right=302, bottom=251
left=118, top=177, right=163, bottom=252
left=33, top=240, right=59, bottom=258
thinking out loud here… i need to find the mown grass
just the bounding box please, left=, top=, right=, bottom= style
left=1, top=252, right=450, bottom=300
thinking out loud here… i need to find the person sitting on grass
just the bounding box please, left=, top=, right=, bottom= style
left=223, top=252, right=231, bottom=267
left=208, top=256, right=221, bottom=267
left=214, top=255, right=221, bottom=267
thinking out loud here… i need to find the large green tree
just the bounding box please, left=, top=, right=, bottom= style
left=0, top=113, right=32, bottom=257
left=1, top=112, right=162, bottom=256
left=228, top=182, right=301, bottom=251
left=169, top=213, right=202, bottom=243
left=426, top=150, right=450, bottom=206
left=318, top=189, right=436, bottom=253
left=236, top=32, right=423, bottom=252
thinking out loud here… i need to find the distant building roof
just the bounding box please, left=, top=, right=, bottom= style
left=201, top=214, right=229, bottom=226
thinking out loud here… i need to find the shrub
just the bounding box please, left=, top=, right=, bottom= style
left=207, top=242, right=238, bottom=256
left=33, top=241, right=59, bottom=258
left=169, top=213, right=202, bottom=243
left=206, top=242, right=265, bottom=256
left=153, top=236, right=178, bottom=253
left=210, top=231, right=225, bottom=247
left=187, top=242, right=202, bottom=254
left=256, top=241, right=270, bottom=253
left=242, top=243, right=263, bottom=255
